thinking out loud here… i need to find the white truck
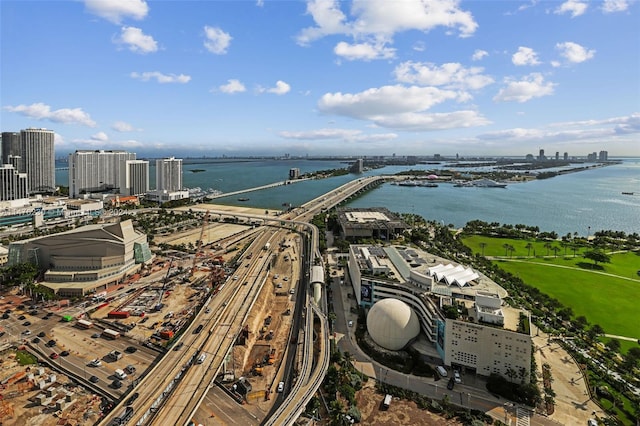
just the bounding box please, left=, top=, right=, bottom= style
left=264, top=242, right=270, bottom=250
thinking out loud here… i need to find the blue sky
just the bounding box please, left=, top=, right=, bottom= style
left=2, top=0, right=639, bottom=158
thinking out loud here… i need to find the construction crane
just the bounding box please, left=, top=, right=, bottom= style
left=190, top=210, right=210, bottom=278
left=155, top=257, right=173, bottom=311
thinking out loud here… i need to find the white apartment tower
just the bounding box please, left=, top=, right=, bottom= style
left=69, top=150, right=136, bottom=198
left=22, top=128, right=55, bottom=194
left=0, top=164, right=28, bottom=201
left=125, top=160, right=149, bottom=196
left=156, top=157, right=182, bottom=191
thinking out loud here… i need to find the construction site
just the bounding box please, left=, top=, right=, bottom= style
left=0, top=352, right=103, bottom=426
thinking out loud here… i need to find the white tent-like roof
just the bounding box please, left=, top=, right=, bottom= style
left=428, top=263, right=478, bottom=287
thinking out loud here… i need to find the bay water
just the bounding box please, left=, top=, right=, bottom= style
left=56, top=158, right=640, bottom=236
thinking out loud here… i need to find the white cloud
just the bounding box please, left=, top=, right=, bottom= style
left=84, top=0, right=149, bottom=24
left=554, top=0, right=588, bottom=17
left=556, top=41, right=595, bottom=64
left=203, top=26, right=232, bottom=54
left=512, top=46, right=540, bottom=66
left=602, top=0, right=629, bottom=13
left=4, top=102, right=97, bottom=127
left=115, top=26, right=158, bottom=54
left=130, top=71, right=191, bottom=84
left=91, top=131, right=109, bottom=141
left=477, top=113, right=640, bottom=143
left=279, top=128, right=397, bottom=143
left=317, top=85, right=489, bottom=131
left=111, top=121, right=137, bottom=132
left=471, top=49, right=488, bottom=61
left=372, top=110, right=490, bottom=131
left=334, top=41, right=395, bottom=61
left=270, top=81, right=291, bottom=95
left=493, top=73, right=555, bottom=103
left=296, top=0, right=478, bottom=53
left=394, top=61, right=494, bottom=90
left=218, top=79, right=246, bottom=94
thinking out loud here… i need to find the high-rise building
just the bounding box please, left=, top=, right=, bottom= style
left=22, top=128, right=55, bottom=194
left=125, top=160, right=149, bottom=196
left=563, top=152, right=568, bottom=161
left=289, top=168, right=300, bottom=179
left=0, top=164, right=28, bottom=201
left=555, top=152, right=559, bottom=161
left=538, top=148, right=545, bottom=161
left=156, top=157, right=183, bottom=191
left=1, top=132, right=24, bottom=172
left=69, top=150, right=136, bottom=197
left=599, top=150, right=608, bottom=161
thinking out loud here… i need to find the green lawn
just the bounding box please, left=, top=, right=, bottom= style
left=16, top=350, right=38, bottom=365
left=462, top=235, right=640, bottom=341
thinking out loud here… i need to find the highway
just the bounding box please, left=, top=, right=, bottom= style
left=97, top=175, right=392, bottom=426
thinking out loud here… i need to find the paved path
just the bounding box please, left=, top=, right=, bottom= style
left=604, top=333, right=639, bottom=342
left=490, top=257, right=640, bottom=283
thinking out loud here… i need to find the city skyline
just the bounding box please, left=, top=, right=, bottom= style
left=1, top=0, right=639, bottom=157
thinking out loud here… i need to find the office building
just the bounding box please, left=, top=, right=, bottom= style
left=1, top=132, right=24, bottom=172
left=337, top=208, right=409, bottom=240
left=0, top=164, right=28, bottom=201
left=156, top=157, right=182, bottom=191
left=22, top=128, right=55, bottom=194
left=125, top=160, right=149, bottom=196
left=69, top=150, right=136, bottom=198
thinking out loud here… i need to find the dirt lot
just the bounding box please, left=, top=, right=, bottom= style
left=353, top=383, right=464, bottom=426
left=230, top=231, right=301, bottom=409
left=0, top=352, right=103, bottom=426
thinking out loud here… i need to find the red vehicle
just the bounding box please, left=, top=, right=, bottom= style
left=50, top=352, right=59, bottom=359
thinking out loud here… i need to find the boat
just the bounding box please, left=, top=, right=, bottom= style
left=237, top=197, right=250, bottom=201
left=422, top=183, right=439, bottom=188
left=621, top=192, right=634, bottom=195
left=469, top=178, right=507, bottom=188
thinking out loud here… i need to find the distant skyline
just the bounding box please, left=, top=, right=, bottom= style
left=2, top=0, right=639, bottom=157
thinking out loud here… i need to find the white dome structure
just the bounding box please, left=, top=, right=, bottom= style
left=366, top=298, right=420, bottom=351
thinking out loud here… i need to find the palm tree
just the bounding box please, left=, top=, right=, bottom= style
left=552, top=247, right=560, bottom=258
left=507, top=245, right=515, bottom=258
left=544, top=242, right=552, bottom=256
left=479, top=242, right=487, bottom=257
left=503, top=243, right=510, bottom=256
left=525, top=242, right=533, bottom=257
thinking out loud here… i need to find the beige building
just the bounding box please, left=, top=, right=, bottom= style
left=444, top=319, right=532, bottom=382
left=7, top=220, right=152, bottom=296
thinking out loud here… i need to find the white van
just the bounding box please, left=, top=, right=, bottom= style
left=114, top=369, right=127, bottom=380
left=436, top=366, right=448, bottom=377
left=197, top=354, right=207, bottom=364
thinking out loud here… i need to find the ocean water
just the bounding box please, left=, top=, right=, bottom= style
left=56, top=158, right=640, bottom=236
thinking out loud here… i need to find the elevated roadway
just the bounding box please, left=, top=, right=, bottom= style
left=99, top=174, right=390, bottom=426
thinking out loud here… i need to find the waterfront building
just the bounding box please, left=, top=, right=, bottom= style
left=1, top=132, right=24, bottom=172
left=0, top=164, right=28, bottom=201
left=599, top=150, right=608, bottom=161
left=69, top=150, right=136, bottom=198
left=156, top=157, right=183, bottom=191
left=337, top=207, right=409, bottom=240
left=563, top=152, right=568, bottom=161
left=347, top=244, right=531, bottom=382
left=22, top=128, right=55, bottom=194
left=537, top=148, right=545, bottom=161
left=7, top=219, right=152, bottom=296
left=289, top=168, right=300, bottom=179
left=125, top=160, right=149, bottom=196
left=349, top=158, right=364, bottom=173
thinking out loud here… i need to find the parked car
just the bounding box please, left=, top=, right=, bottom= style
left=126, top=392, right=139, bottom=405
left=89, top=359, right=102, bottom=367
left=89, top=375, right=99, bottom=383
left=277, top=381, right=284, bottom=393
left=454, top=370, right=462, bottom=383
left=23, top=321, right=31, bottom=326
left=125, top=346, right=137, bottom=353
left=111, top=380, right=122, bottom=389
left=22, top=330, right=32, bottom=335
left=38, top=331, right=46, bottom=337
left=18, top=315, right=26, bottom=320
left=173, top=342, right=184, bottom=351
left=60, top=351, right=70, bottom=357
left=50, top=352, right=59, bottom=359
left=32, top=337, right=40, bottom=343
left=447, top=377, right=455, bottom=390
left=47, top=340, right=56, bottom=347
